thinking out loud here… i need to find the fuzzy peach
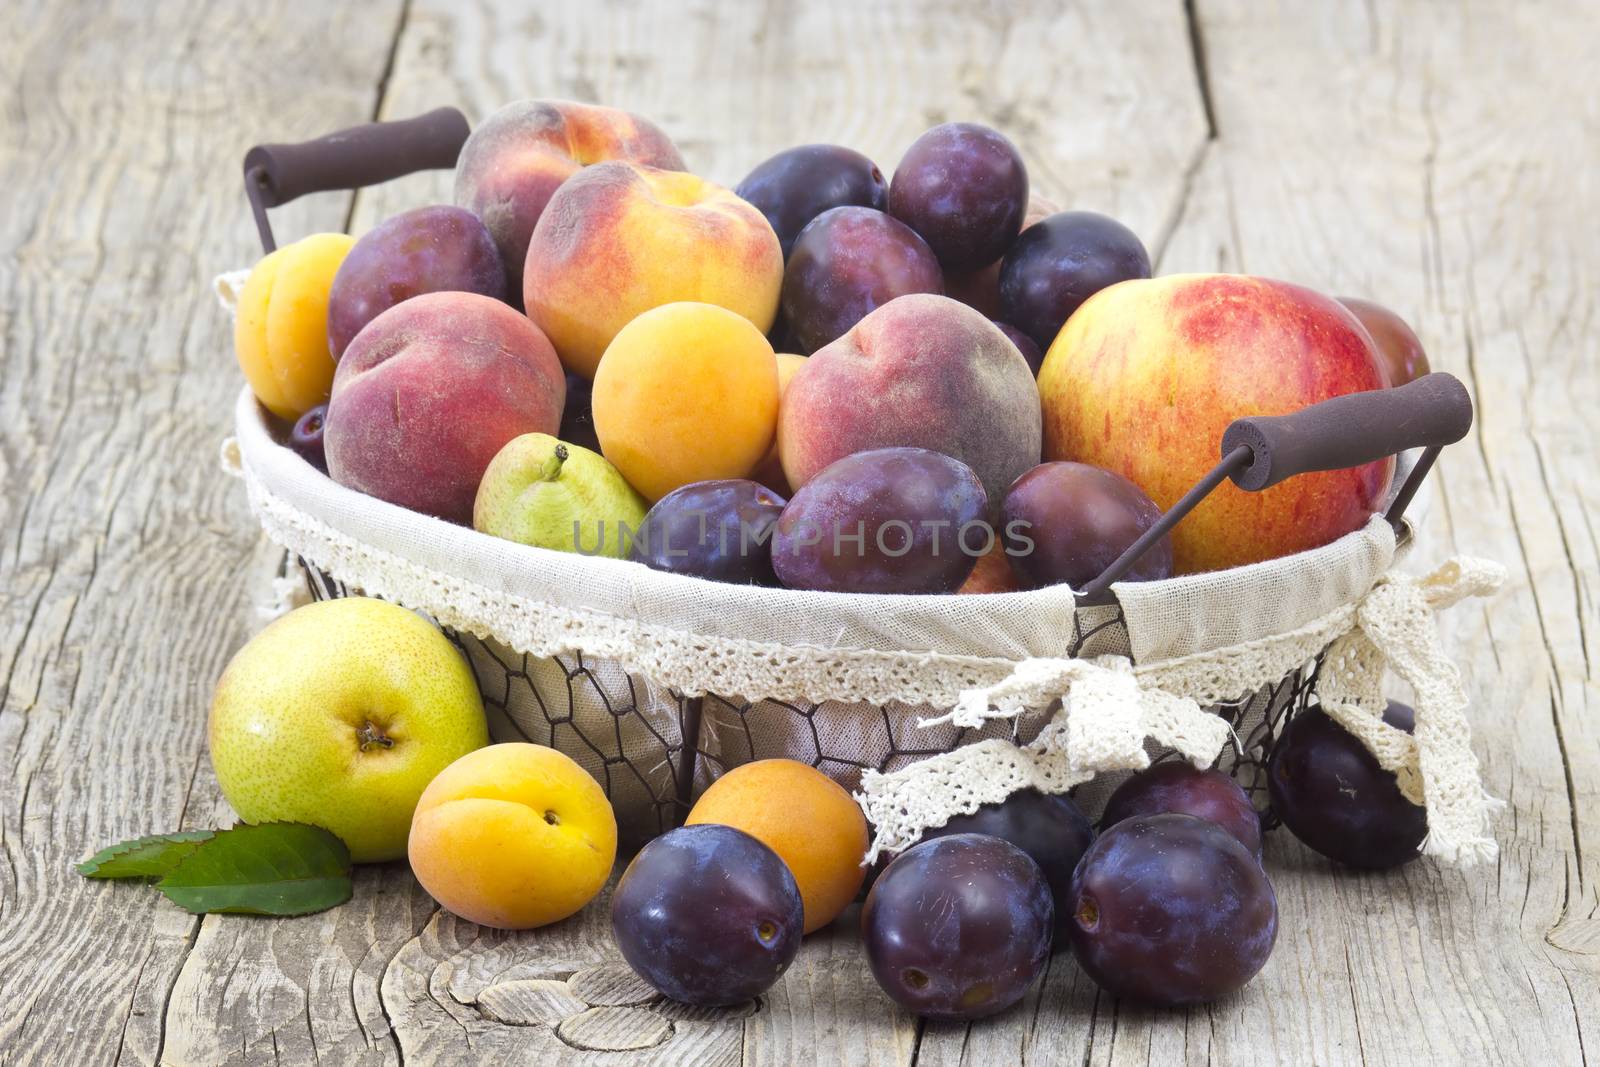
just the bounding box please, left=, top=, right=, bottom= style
left=408, top=743, right=617, bottom=930
left=778, top=293, right=1041, bottom=507
left=234, top=232, right=356, bottom=420
left=523, top=162, right=783, bottom=378
left=325, top=292, right=565, bottom=524
left=592, top=302, right=779, bottom=502
left=454, top=99, right=684, bottom=295
left=1039, top=273, right=1392, bottom=573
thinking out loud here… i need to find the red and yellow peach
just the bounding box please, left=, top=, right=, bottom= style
left=325, top=292, right=565, bottom=524
left=1038, top=274, right=1392, bottom=573
left=524, top=163, right=784, bottom=378
left=454, top=99, right=685, bottom=295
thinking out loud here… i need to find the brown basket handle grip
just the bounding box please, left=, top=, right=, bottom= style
left=1221, top=372, right=1473, bottom=491
left=242, top=107, right=470, bottom=252
left=1076, top=371, right=1473, bottom=602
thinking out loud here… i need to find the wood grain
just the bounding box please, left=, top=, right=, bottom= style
left=0, top=1, right=401, bottom=1064
left=0, top=0, right=1594, bottom=1064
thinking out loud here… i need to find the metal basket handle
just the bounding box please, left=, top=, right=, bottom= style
left=1077, top=371, right=1474, bottom=600
left=242, top=107, right=470, bottom=253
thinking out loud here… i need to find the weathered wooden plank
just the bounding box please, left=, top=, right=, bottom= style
left=0, top=1, right=403, bottom=1064
left=1149, top=2, right=1600, bottom=1064
left=3, top=1, right=1593, bottom=1066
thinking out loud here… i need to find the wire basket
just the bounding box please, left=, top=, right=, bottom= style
left=227, top=106, right=1501, bottom=863
left=296, top=554, right=1314, bottom=845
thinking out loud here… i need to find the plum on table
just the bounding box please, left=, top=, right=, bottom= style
left=1068, top=813, right=1278, bottom=1006
left=1268, top=701, right=1427, bottom=868
left=1101, top=762, right=1263, bottom=860
left=610, top=824, right=804, bottom=1006
left=862, top=833, right=1053, bottom=1020
left=912, top=788, right=1093, bottom=949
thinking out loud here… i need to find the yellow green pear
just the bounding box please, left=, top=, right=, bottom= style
left=208, top=597, right=488, bottom=863
left=474, top=433, right=647, bottom=558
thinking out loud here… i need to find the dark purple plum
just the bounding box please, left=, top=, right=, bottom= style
left=289, top=405, right=328, bottom=471
left=559, top=371, right=601, bottom=453
left=915, top=789, right=1094, bottom=949
left=1268, top=701, right=1427, bottom=869
left=1101, top=762, right=1262, bottom=860
left=993, top=321, right=1044, bottom=376
left=735, top=144, right=890, bottom=258
left=862, top=834, right=1053, bottom=1020
left=611, top=824, right=804, bottom=1006
left=1001, top=461, right=1170, bottom=590
left=772, top=447, right=987, bottom=594
left=632, top=479, right=787, bottom=585
left=327, top=205, right=508, bottom=359
left=889, top=122, right=1028, bottom=272
left=998, top=211, right=1151, bottom=351
left=1068, top=814, right=1277, bottom=1006
left=781, top=206, right=943, bottom=354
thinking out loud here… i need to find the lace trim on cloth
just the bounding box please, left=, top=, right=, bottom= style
left=224, top=438, right=1044, bottom=706
left=858, top=558, right=1505, bottom=866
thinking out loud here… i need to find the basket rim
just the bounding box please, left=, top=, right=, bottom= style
left=229, top=385, right=1400, bottom=670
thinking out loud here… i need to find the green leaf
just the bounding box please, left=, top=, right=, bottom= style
left=77, top=831, right=216, bottom=879
left=157, top=823, right=353, bottom=917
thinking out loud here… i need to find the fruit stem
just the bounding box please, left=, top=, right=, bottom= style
left=539, top=444, right=569, bottom=482
left=356, top=720, right=394, bottom=751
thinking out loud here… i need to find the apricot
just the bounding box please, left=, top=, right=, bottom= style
left=592, top=302, right=780, bottom=501
left=686, top=759, right=869, bottom=934
left=454, top=99, right=685, bottom=295
left=234, top=232, right=355, bottom=420
left=408, top=743, right=618, bottom=930
left=524, top=162, right=783, bottom=378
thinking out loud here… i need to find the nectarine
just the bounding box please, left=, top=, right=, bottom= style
left=454, top=99, right=685, bottom=295
left=524, top=163, right=783, bottom=378
left=1038, top=274, right=1391, bottom=573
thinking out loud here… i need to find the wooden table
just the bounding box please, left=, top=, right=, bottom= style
left=2, top=1, right=1595, bottom=1063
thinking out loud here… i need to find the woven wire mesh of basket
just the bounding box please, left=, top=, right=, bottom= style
left=294, top=555, right=1312, bottom=846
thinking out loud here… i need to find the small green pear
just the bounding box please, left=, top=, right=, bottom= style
left=474, top=433, right=648, bottom=558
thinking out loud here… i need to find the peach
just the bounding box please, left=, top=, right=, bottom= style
left=1038, top=273, right=1392, bottom=573
left=408, top=743, right=617, bottom=930
left=592, top=302, right=779, bottom=502
left=778, top=293, right=1041, bottom=507
left=234, top=232, right=356, bottom=420
left=454, top=99, right=684, bottom=295
left=523, top=162, right=783, bottom=378
left=325, top=292, right=565, bottom=524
